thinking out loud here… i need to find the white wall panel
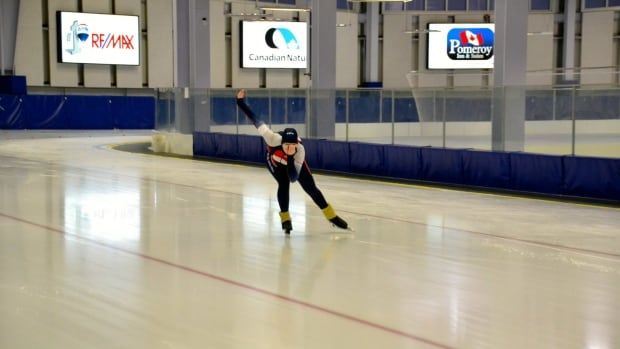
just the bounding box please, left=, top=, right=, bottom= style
left=265, top=66, right=296, bottom=88
left=581, top=11, right=615, bottom=85
left=527, top=13, right=554, bottom=86
left=335, top=12, right=359, bottom=88
left=209, top=0, right=226, bottom=88
left=147, top=0, right=173, bottom=87
left=14, top=0, right=45, bottom=85
left=382, top=13, right=412, bottom=88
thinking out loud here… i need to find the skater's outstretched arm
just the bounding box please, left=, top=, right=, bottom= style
left=236, top=89, right=282, bottom=147
left=235, top=89, right=262, bottom=128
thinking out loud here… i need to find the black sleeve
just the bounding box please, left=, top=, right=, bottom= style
left=236, top=98, right=264, bottom=128
left=287, top=160, right=299, bottom=183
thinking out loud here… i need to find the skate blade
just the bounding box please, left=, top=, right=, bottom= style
left=332, top=224, right=354, bottom=232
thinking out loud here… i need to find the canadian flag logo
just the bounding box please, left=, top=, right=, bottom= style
left=459, top=30, right=484, bottom=46
left=446, top=27, right=493, bottom=61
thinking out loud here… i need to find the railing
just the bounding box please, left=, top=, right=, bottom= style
left=156, top=85, right=620, bottom=159
left=406, top=67, right=620, bottom=89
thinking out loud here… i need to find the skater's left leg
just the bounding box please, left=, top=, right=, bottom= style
left=297, top=163, right=348, bottom=229
left=297, top=163, right=327, bottom=208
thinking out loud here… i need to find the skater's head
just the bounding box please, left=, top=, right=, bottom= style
left=282, top=128, right=298, bottom=144
left=281, top=128, right=299, bottom=155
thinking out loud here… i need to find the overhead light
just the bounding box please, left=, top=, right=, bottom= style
left=225, top=12, right=274, bottom=18
left=259, top=7, right=311, bottom=12
left=527, top=31, right=553, bottom=36
left=403, top=29, right=440, bottom=34
left=348, top=0, right=412, bottom=2
left=337, top=23, right=351, bottom=27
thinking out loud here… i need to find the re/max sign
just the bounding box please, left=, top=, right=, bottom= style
left=91, top=34, right=135, bottom=49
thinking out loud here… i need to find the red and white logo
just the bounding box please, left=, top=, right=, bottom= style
left=459, top=30, right=484, bottom=46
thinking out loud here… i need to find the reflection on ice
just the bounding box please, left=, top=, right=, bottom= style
left=64, top=183, right=141, bottom=241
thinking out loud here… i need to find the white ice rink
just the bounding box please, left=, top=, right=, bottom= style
left=0, top=131, right=619, bottom=349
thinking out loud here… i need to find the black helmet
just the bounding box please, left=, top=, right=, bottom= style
left=281, top=128, right=299, bottom=144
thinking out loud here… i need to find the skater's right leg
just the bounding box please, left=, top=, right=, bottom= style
left=297, top=163, right=349, bottom=230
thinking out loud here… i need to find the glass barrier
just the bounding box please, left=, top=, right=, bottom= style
left=574, top=88, right=620, bottom=158
left=155, top=89, right=175, bottom=132
left=444, top=88, right=493, bottom=150
left=155, top=84, right=620, bottom=159
left=525, top=87, right=573, bottom=155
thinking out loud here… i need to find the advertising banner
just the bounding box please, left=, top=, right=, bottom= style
left=241, top=21, right=308, bottom=69
left=57, top=12, right=140, bottom=65
left=427, top=23, right=495, bottom=69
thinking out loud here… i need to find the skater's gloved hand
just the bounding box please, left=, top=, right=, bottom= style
left=287, top=161, right=299, bottom=183
left=271, top=149, right=288, bottom=165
